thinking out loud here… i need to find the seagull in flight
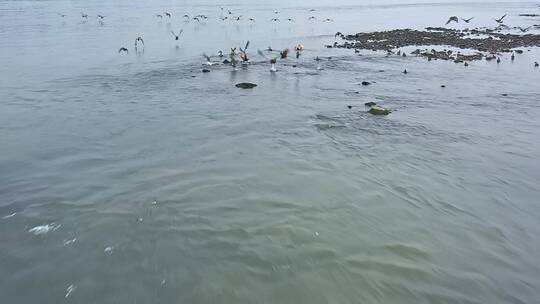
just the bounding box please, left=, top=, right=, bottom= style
left=517, top=26, right=531, bottom=32
left=81, top=13, right=88, bottom=18
left=97, top=14, right=105, bottom=20
left=248, top=18, right=255, bottom=22
left=171, top=29, right=183, bottom=40
left=118, top=47, right=129, bottom=54
left=271, top=18, right=280, bottom=22
left=461, top=17, right=474, bottom=23
left=286, top=18, right=294, bottom=22
left=495, top=14, right=507, bottom=24
left=308, top=16, right=316, bottom=20
left=164, top=12, right=171, bottom=18
left=445, top=16, right=458, bottom=25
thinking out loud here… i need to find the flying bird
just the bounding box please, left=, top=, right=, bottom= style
left=271, top=18, right=280, bottom=22
left=164, top=12, right=171, bottom=18
left=286, top=18, right=294, bottom=22
left=81, top=13, right=88, bottom=18
left=308, top=16, right=316, bottom=20
left=239, top=41, right=250, bottom=63
left=445, top=16, right=458, bottom=25
left=248, top=18, right=255, bottom=22
left=323, top=18, right=334, bottom=22
left=461, top=17, right=474, bottom=23
left=517, top=26, right=531, bottom=32
left=97, top=14, right=105, bottom=19
left=193, top=17, right=200, bottom=22
left=171, top=29, right=183, bottom=40
left=58, top=13, right=67, bottom=17
left=495, top=14, right=507, bottom=24
left=155, top=14, right=163, bottom=18
left=118, top=47, right=129, bottom=54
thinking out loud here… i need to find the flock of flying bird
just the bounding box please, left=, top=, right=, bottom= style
left=57, top=8, right=540, bottom=71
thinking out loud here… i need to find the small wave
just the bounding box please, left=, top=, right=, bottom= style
left=28, top=223, right=61, bottom=235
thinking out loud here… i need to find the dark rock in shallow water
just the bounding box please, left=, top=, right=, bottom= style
left=235, top=82, right=258, bottom=89
left=223, top=59, right=230, bottom=64
left=441, top=85, right=446, bottom=88
left=202, top=69, right=211, bottom=73
left=365, top=102, right=377, bottom=107
left=361, top=81, right=371, bottom=86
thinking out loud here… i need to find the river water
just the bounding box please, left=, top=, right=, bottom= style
left=1, top=0, right=540, bottom=303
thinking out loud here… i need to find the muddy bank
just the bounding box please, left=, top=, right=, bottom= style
left=338, top=27, right=540, bottom=61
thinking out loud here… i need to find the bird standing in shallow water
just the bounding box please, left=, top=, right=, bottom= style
left=497, top=57, right=501, bottom=64
left=511, top=52, right=515, bottom=61
left=135, top=36, right=144, bottom=48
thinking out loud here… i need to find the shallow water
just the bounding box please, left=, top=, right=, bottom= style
left=1, top=0, right=540, bottom=303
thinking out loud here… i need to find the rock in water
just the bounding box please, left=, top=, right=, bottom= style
left=202, top=69, right=211, bottom=73
left=361, top=81, right=371, bottom=86
left=368, top=105, right=390, bottom=115
left=235, top=82, right=258, bottom=89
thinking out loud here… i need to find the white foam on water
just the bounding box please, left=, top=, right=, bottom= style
left=104, top=246, right=114, bottom=254
left=65, top=284, right=76, bottom=298
left=63, top=238, right=77, bottom=246
left=2, top=212, right=17, bottom=219
left=28, top=223, right=61, bottom=235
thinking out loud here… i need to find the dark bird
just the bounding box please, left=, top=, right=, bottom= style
left=249, top=18, right=255, bottom=22
left=97, top=14, right=105, bottom=19
left=193, top=17, right=200, bottom=22
left=511, top=52, right=515, bottom=61
left=497, top=57, right=501, bottom=63
left=309, top=9, right=316, bottom=12
left=183, top=14, right=189, bottom=19
left=118, top=47, right=129, bottom=54
left=495, top=14, right=507, bottom=24
left=296, top=51, right=301, bottom=59
left=461, top=17, right=474, bottom=23
left=267, top=46, right=273, bottom=51
left=271, top=18, right=280, bottom=22
left=323, top=18, right=334, bottom=22
left=280, top=49, right=289, bottom=59
left=308, top=16, right=316, bottom=20
left=58, top=13, right=67, bottom=17
left=403, top=69, right=408, bottom=74
left=236, top=16, right=242, bottom=21
left=227, top=9, right=232, bottom=15
left=535, top=62, right=539, bottom=67
left=518, top=26, right=531, bottom=32
left=445, top=16, right=458, bottom=25
left=155, top=14, right=163, bottom=18
left=164, top=12, right=171, bottom=18
left=286, top=18, right=294, bottom=22
left=135, top=36, right=144, bottom=47
left=171, top=29, right=183, bottom=40
left=335, top=32, right=344, bottom=38
left=81, top=13, right=88, bottom=18
left=464, top=62, right=469, bottom=67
